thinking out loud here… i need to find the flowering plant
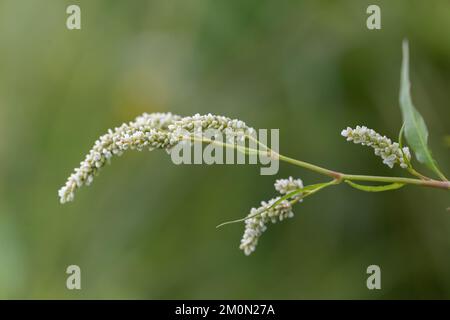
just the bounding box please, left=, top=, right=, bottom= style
left=59, top=40, right=449, bottom=255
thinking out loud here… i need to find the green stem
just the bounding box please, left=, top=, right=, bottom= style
left=276, top=153, right=449, bottom=190
left=216, top=179, right=338, bottom=228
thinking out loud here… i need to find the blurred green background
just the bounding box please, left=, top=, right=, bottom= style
left=0, top=0, right=449, bottom=299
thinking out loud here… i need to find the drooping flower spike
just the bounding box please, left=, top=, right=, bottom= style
left=240, top=177, right=303, bottom=255
left=58, top=112, right=255, bottom=204
left=58, top=113, right=180, bottom=203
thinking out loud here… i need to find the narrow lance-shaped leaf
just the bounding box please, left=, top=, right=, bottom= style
left=399, top=40, right=447, bottom=180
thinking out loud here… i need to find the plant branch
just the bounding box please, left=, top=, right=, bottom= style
left=183, top=135, right=450, bottom=190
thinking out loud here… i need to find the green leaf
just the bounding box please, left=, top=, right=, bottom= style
left=399, top=40, right=447, bottom=180
left=398, top=123, right=405, bottom=148
left=345, top=180, right=404, bottom=192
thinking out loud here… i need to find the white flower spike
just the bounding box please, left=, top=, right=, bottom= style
left=239, top=197, right=295, bottom=256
